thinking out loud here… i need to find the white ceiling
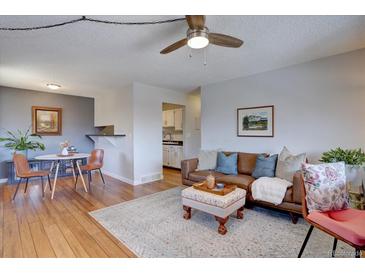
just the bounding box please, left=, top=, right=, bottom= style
left=1, top=15, right=365, bottom=97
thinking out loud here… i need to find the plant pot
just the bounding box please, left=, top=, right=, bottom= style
left=345, top=165, right=362, bottom=187
left=16, top=149, right=28, bottom=159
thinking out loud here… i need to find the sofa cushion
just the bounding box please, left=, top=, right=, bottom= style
left=215, top=152, right=238, bottom=175
left=216, top=174, right=255, bottom=190
left=197, top=149, right=219, bottom=171
left=237, top=153, right=259, bottom=175
left=283, top=187, right=293, bottom=203
left=276, top=146, right=306, bottom=182
left=252, top=154, right=278, bottom=178
left=188, top=170, right=225, bottom=182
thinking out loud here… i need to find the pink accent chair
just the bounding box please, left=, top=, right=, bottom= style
left=298, top=178, right=365, bottom=258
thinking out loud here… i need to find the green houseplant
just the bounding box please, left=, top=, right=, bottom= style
left=320, top=147, right=365, bottom=166
left=0, top=127, right=45, bottom=158
left=320, top=147, right=365, bottom=187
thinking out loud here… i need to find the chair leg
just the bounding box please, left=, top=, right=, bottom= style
left=12, top=178, right=22, bottom=200
left=355, top=249, right=361, bottom=258
left=40, top=177, right=44, bottom=198
left=298, top=225, right=314, bottom=258
left=99, top=169, right=106, bottom=184
left=47, top=175, right=52, bottom=190
left=24, top=178, right=29, bottom=193
left=88, top=171, right=91, bottom=191
left=331, top=238, right=338, bottom=257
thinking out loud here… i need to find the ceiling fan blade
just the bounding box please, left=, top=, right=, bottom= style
left=186, top=15, right=206, bottom=30
left=160, top=38, right=187, bottom=54
left=209, top=33, right=243, bottom=48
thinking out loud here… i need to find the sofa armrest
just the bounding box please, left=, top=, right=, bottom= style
left=292, top=171, right=303, bottom=204
left=181, top=158, right=198, bottom=179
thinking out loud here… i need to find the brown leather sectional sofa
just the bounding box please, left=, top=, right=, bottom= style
left=181, top=152, right=303, bottom=223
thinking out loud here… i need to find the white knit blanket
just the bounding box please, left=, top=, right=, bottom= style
left=251, top=177, right=293, bottom=206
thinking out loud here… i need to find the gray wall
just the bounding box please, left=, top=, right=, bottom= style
left=201, top=48, right=365, bottom=162
left=0, top=86, right=96, bottom=179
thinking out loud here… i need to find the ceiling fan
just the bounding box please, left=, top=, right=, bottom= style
left=160, top=15, right=243, bottom=54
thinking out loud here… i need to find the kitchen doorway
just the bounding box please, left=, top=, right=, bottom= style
left=162, top=103, right=185, bottom=170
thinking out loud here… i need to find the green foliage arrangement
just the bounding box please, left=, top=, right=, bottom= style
left=0, top=127, right=45, bottom=152
left=320, top=147, right=365, bottom=166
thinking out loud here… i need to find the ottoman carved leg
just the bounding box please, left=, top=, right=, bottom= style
left=237, top=206, right=244, bottom=219
left=215, top=216, right=229, bottom=235
left=183, top=205, right=191, bottom=220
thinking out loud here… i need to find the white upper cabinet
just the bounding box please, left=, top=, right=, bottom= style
left=163, top=110, right=175, bottom=127
left=174, top=108, right=183, bottom=131
left=163, top=109, right=183, bottom=129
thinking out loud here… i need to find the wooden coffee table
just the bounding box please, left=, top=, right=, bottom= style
left=181, top=186, right=246, bottom=235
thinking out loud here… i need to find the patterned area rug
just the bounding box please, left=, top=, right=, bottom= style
left=89, top=187, right=354, bottom=258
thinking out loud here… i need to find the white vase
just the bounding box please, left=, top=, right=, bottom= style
left=61, top=147, right=69, bottom=156
left=345, top=165, right=362, bottom=187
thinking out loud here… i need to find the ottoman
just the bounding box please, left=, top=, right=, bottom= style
left=181, top=186, right=246, bottom=235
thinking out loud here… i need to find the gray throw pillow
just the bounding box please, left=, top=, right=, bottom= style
left=252, top=154, right=278, bottom=178
left=276, top=146, right=306, bottom=182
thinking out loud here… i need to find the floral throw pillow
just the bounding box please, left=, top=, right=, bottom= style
left=301, top=162, right=349, bottom=213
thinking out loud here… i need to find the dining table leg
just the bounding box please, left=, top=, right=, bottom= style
left=51, top=161, right=60, bottom=200
left=71, top=160, right=76, bottom=183
left=76, top=160, right=88, bottom=193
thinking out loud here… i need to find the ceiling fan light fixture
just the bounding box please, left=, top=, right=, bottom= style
left=187, top=28, right=209, bottom=49
left=46, top=83, right=61, bottom=90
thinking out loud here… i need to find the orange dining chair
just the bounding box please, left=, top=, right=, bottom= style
left=12, top=153, right=52, bottom=200
left=298, top=175, right=365, bottom=258
left=75, top=149, right=105, bottom=190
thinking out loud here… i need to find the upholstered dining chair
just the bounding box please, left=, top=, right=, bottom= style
left=298, top=176, right=365, bottom=258
left=75, top=149, right=105, bottom=190
left=12, top=153, right=52, bottom=200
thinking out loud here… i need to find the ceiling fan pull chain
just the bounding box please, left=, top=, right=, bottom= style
left=188, top=48, right=192, bottom=58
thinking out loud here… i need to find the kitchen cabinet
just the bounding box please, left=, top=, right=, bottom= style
left=163, top=146, right=169, bottom=166
left=163, top=110, right=175, bottom=127
left=174, top=108, right=183, bottom=131
left=162, top=109, right=183, bottom=129
left=163, top=145, right=183, bottom=169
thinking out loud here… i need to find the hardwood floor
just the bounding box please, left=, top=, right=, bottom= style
left=0, top=167, right=182, bottom=258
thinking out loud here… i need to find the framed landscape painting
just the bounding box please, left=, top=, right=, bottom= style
left=32, top=106, right=62, bottom=135
left=237, top=105, right=274, bottom=137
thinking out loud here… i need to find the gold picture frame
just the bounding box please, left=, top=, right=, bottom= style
left=32, top=106, right=62, bottom=136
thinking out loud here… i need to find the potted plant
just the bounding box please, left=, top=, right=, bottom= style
left=320, top=147, right=365, bottom=186
left=0, top=127, right=45, bottom=158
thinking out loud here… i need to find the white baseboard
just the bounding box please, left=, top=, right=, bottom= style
left=134, top=172, right=163, bottom=185
left=102, top=170, right=162, bottom=185
left=101, top=170, right=134, bottom=185
left=0, top=178, right=8, bottom=184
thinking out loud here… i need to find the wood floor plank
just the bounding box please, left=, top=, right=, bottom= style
left=14, top=198, right=37, bottom=257
left=2, top=186, right=23, bottom=258
left=28, top=221, right=56, bottom=258
left=0, top=168, right=182, bottom=258
left=43, top=224, right=75, bottom=258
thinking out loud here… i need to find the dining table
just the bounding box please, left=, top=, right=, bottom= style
left=34, top=153, right=90, bottom=199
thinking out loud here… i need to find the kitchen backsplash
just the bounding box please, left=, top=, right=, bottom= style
left=163, top=127, right=183, bottom=141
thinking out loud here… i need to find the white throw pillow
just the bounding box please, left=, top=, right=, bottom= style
left=197, top=149, right=219, bottom=170
left=276, top=146, right=306, bottom=182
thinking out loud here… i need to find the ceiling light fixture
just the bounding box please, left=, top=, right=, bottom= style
left=46, top=83, right=61, bottom=90
left=187, top=28, right=209, bottom=49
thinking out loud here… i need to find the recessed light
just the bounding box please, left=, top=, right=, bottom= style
left=46, top=83, right=61, bottom=90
